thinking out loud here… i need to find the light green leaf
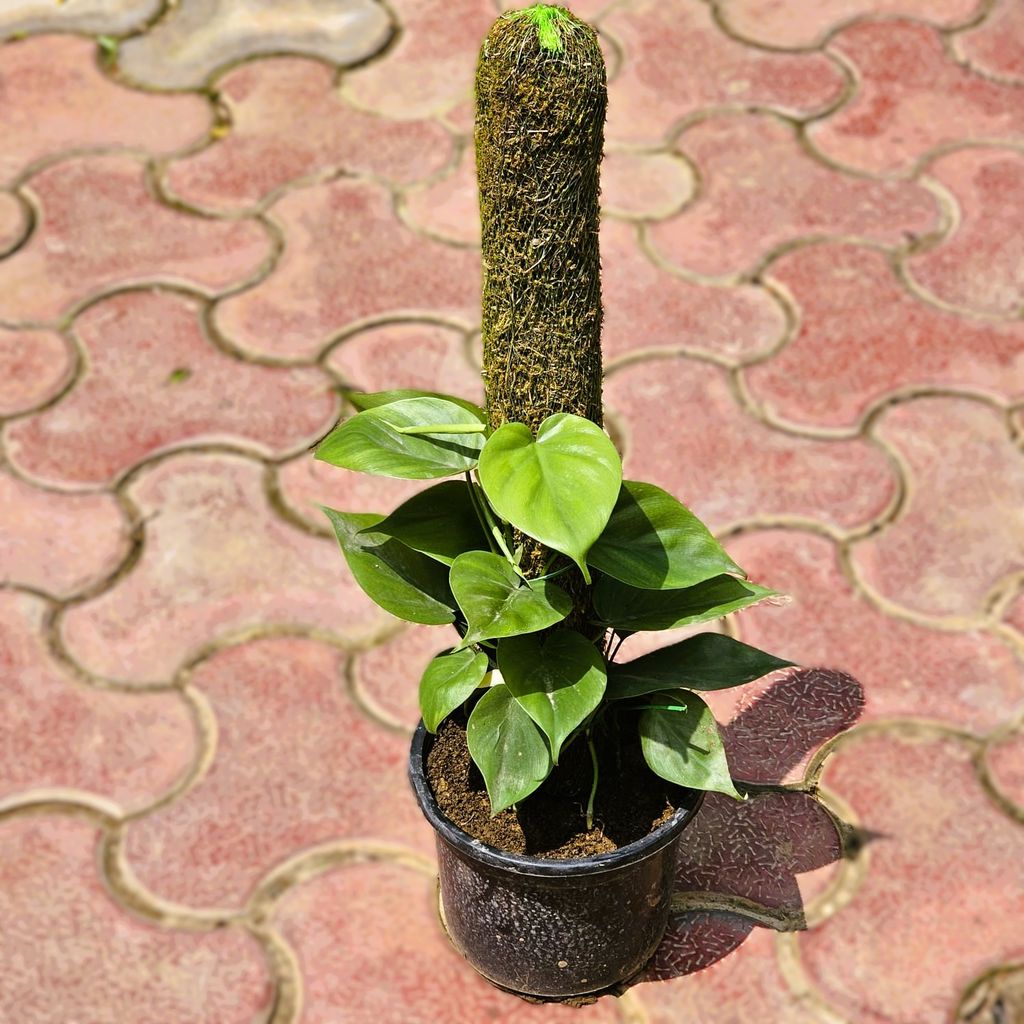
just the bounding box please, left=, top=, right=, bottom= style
left=322, top=508, right=455, bottom=625
left=345, top=388, right=486, bottom=421
left=367, top=481, right=490, bottom=566
left=588, top=481, right=743, bottom=589
left=594, top=574, right=776, bottom=632
left=450, top=551, right=572, bottom=649
left=467, top=684, right=552, bottom=815
left=639, top=691, right=741, bottom=799
left=419, top=648, right=490, bottom=733
left=609, top=633, right=794, bottom=700
left=498, top=631, right=606, bottom=763
left=478, top=414, right=622, bottom=583
left=315, top=398, right=486, bottom=479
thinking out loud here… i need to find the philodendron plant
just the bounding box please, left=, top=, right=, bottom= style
left=317, top=395, right=792, bottom=824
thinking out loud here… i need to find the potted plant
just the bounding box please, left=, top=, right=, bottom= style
left=316, top=4, right=791, bottom=1000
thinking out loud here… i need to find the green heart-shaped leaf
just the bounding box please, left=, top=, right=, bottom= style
left=498, top=631, right=607, bottom=763
left=609, top=633, right=794, bottom=701
left=467, top=684, right=552, bottom=815
left=478, top=414, right=622, bottom=583
left=419, top=648, right=490, bottom=733
left=368, top=481, right=490, bottom=566
left=594, top=574, right=776, bottom=632
left=639, top=690, right=741, bottom=800
left=345, top=388, right=486, bottom=421
left=450, top=551, right=571, bottom=649
left=323, top=508, right=455, bottom=625
left=588, top=481, right=743, bottom=589
left=315, top=397, right=486, bottom=480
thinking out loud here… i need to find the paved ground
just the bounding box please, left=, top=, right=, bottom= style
left=1, top=0, right=1022, bottom=1021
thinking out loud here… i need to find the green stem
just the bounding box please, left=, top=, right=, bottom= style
left=464, top=472, right=500, bottom=557
left=470, top=471, right=521, bottom=570
left=396, top=423, right=486, bottom=435
left=586, top=732, right=599, bottom=831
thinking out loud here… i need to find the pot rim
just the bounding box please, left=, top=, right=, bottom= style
left=409, top=720, right=705, bottom=878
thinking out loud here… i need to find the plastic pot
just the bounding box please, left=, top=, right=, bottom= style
left=408, top=722, right=705, bottom=999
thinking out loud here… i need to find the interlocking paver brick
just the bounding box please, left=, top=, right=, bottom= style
left=603, top=150, right=696, bottom=220
left=648, top=114, right=939, bottom=280
left=6, top=290, right=336, bottom=487
left=604, top=357, right=897, bottom=532
left=716, top=0, right=980, bottom=48
left=59, top=453, right=388, bottom=682
left=400, top=144, right=479, bottom=246
left=0, top=155, right=270, bottom=326
left=953, top=0, right=1024, bottom=83
left=0, top=591, right=194, bottom=810
left=272, top=860, right=625, bottom=1022
left=730, top=530, right=1024, bottom=731
left=120, top=637, right=429, bottom=910
left=810, top=20, right=1024, bottom=175
left=341, top=0, right=497, bottom=119
left=800, top=731, right=1024, bottom=1023
left=907, top=147, right=1024, bottom=316
left=0, top=816, right=273, bottom=1024
left=745, top=243, right=1024, bottom=429
left=0, top=191, right=26, bottom=253
left=0, top=326, right=72, bottom=415
left=163, top=58, right=453, bottom=215
left=0, top=36, right=209, bottom=186
left=987, top=727, right=1024, bottom=812
left=0, top=468, right=128, bottom=598
left=601, top=0, right=845, bottom=146
left=0, top=0, right=158, bottom=38
left=213, top=177, right=480, bottom=360
left=117, top=0, right=391, bottom=90
left=850, top=396, right=1024, bottom=620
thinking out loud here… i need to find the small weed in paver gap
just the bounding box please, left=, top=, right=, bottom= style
left=166, top=367, right=192, bottom=385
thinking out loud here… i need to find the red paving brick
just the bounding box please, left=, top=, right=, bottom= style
left=986, top=726, right=1024, bottom=812
left=0, top=326, right=72, bottom=415
left=0, top=191, right=27, bottom=253
left=953, top=0, right=1024, bottom=83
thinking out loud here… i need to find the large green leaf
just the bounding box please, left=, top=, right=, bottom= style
left=323, top=508, right=455, bottom=625
left=478, top=414, right=622, bottom=583
left=498, top=631, right=606, bottom=763
left=419, top=648, right=489, bottom=733
left=367, top=481, right=490, bottom=566
left=467, top=684, right=552, bottom=815
left=345, top=388, right=486, bottom=421
left=315, top=397, right=486, bottom=480
left=594, top=574, right=776, bottom=632
left=609, top=633, right=794, bottom=700
left=450, top=551, right=571, bottom=649
left=588, top=481, right=743, bottom=589
left=639, top=690, right=741, bottom=799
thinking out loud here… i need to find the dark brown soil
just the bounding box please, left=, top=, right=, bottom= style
left=425, top=711, right=681, bottom=858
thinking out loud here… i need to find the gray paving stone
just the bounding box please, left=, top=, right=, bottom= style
left=0, top=0, right=159, bottom=38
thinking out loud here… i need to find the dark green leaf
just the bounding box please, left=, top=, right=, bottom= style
left=419, top=648, right=489, bottom=733
left=594, top=574, right=776, bottom=632
left=588, top=481, right=743, bottom=589
left=467, top=684, right=552, bottom=815
left=498, top=631, right=606, bottom=763
left=639, top=691, right=741, bottom=799
left=609, top=633, right=794, bottom=700
left=322, top=507, right=455, bottom=625
left=345, top=388, right=486, bottom=421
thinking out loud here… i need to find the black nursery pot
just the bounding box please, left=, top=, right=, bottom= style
left=409, top=723, right=705, bottom=999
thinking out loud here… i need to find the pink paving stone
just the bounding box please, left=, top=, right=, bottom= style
left=401, top=145, right=479, bottom=246
left=0, top=468, right=128, bottom=598
left=602, top=150, right=695, bottom=221
left=0, top=326, right=73, bottom=415
left=602, top=218, right=786, bottom=365
left=0, top=155, right=270, bottom=326
left=850, top=396, right=1024, bottom=620
left=0, top=816, right=273, bottom=1024
left=799, top=731, right=1024, bottom=1023
left=0, top=591, right=194, bottom=810
left=0, top=36, right=209, bottom=186
left=59, top=453, right=388, bottom=683
left=121, top=637, right=430, bottom=910
left=341, top=0, right=497, bottom=119
left=986, top=727, right=1024, bottom=811
left=810, top=20, right=1024, bottom=176
left=647, top=113, right=940, bottom=280
left=0, top=191, right=26, bottom=253
left=603, top=357, right=897, bottom=533
left=213, top=177, right=480, bottom=360
left=163, top=58, right=454, bottom=215
left=6, top=290, right=336, bottom=487
left=907, top=147, right=1024, bottom=316
left=272, top=860, right=625, bottom=1023
left=954, top=0, right=1024, bottom=83
left=729, top=530, right=1023, bottom=732
left=600, top=0, right=845, bottom=146
left=718, top=0, right=981, bottom=49
left=745, top=243, right=1024, bottom=430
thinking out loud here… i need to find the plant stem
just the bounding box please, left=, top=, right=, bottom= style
left=464, top=472, right=500, bottom=557
left=470, top=471, right=521, bottom=569
left=586, top=732, right=599, bottom=831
